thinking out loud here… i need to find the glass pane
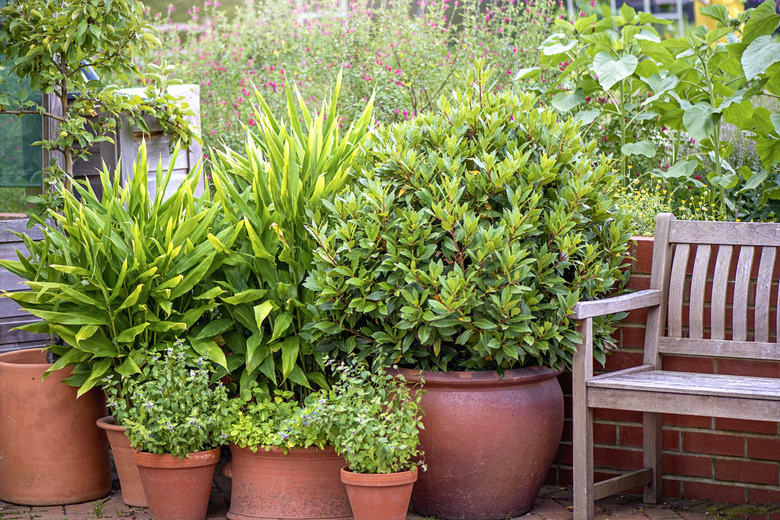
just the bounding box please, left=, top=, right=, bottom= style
left=0, top=71, right=43, bottom=190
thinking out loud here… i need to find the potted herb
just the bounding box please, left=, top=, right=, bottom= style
left=221, top=387, right=352, bottom=520
left=0, top=143, right=237, bottom=506
left=106, top=344, right=228, bottom=520
left=305, top=61, right=635, bottom=519
left=326, top=360, right=425, bottom=520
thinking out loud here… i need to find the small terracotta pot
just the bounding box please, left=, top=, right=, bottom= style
left=226, top=444, right=352, bottom=520
left=0, top=348, right=111, bottom=505
left=401, top=366, right=564, bottom=520
left=134, top=447, right=220, bottom=520
left=340, top=467, right=417, bottom=520
left=96, top=416, right=146, bottom=507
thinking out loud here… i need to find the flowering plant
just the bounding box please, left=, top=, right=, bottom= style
left=223, top=386, right=331, bottom=453
left=105, top=345, right=229, bottom=459
left=326, top=360, right=425, bottom=474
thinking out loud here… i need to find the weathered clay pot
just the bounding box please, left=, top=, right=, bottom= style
left=401, top=366, right=564, bottom=520
left=96, top=416, right=147, bottom=507
left=0, top=348, right=111, bottom=505
left=134, top=447, right=220, bottom=520
left=226, top=445, right=353, bottom=520
left=340, top=467, right=417, bottom=520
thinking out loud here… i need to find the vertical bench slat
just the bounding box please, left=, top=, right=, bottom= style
left=733, top=246, right=755, bottom=341
left=668, top=244, right=690, bottom=338
left=689, top=245, right=711, bottom=339
left=755, top=247, right=776, bottom=343
left=712, top=246, right=733, bottom=340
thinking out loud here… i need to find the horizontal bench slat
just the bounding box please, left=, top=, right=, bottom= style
left=589, top=370, right=780, bottom=400
left=657, top=337, right=780, bottom=361
left=669, top=220, right=780, bottom=247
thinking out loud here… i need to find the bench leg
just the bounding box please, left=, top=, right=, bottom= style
left=643, top=412, right=663, bottom=504
left=573, top=404, right=594, bottom=520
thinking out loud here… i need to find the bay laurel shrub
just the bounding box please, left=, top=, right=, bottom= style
left=306, top=64, right=635, bottom=370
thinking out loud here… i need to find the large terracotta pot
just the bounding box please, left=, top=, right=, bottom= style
left=134, top=447, right=220, bottom=520
left=0, top=348, right=111, bottom=505
left=401, top=366, right=564, bottom=520
left=340, top=467, right=417, bottom=520
left=96, top=416, right=147, bottom=507
left=226, top=445, right=352, bottom=520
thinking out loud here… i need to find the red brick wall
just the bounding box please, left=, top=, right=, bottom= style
left=547, top=237, right=780, bottom=504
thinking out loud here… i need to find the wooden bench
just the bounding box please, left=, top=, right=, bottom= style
left=571, top=213, right=780, bottom=519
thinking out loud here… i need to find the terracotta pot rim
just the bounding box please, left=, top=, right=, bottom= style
left=397, top=365, right=562, bottom=387
left=229, top=444, right=337, bottom=458
left=134, top=447, right=220, bottom=469
left=340, top=466, right=418, bottom=487
left=96, top=415, right=125, bottom=433
left=0, top=348, right=51, bottom=368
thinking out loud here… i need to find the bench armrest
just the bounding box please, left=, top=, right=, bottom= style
left=572, top=289, right=662, bottom=320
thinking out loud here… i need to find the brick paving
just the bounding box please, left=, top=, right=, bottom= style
left=1, top=459, right=778, bottom=520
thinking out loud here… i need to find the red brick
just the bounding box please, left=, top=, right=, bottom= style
left=626, top=307, right=649, bottom=323
left=594, top=408, right=643, bottom=423
left=632, top=237, right=654, bottom=274
left=663, top=356, right=715, bottom=374
left=662, top=478, right=682, bottom=499
left=558, top=372, right=572, bottom=394
left=664, top=414, right=713, bottom=429
left=558, top=466, right=573, bottom=486
left=603, top=350, right=644, bottom=372
left=620, top=326, right=647, bottom=349
left=554, top=442, right=573, bottom=465
left=683, top=480, right=747, bottom=503
left=626, top=276, right=651, bottom=292
left=561, top=419, right=573, bottom=442
left=715, top=459, right=778, bottom=485
left=663, top=453, right=712, bottom=478
left=716, top=359, right=780, bottom=378
left=594, top=446, right=643, bottom=470
left=716, top=418, right=778, bottom=435
left=617, top=425, right=679, bottom=449
left=747, top=438, right=780, bottom=461
left=683, top=432, right=744, bottom=457
left=748, top=487, right=780, bottom=503
left=593, top=423, right=618, bottom=445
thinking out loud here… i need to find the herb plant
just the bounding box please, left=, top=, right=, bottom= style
left=223, top=387, right=331, bottom=453
left=326, top=361, right=424, bottom=475
left=106, top=345, right=229, bottom=459
left=306, top=62, right=634, bottom=371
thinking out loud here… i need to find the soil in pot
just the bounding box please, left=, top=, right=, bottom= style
left=340, top=467, right=416, bottom=520
left=226, top=445, right=353, bottom=520
left=96, top=416, right=147, bottom=507
left=0, top=348, right=111, bottom=505
left=401, top=366, right=564, bottom=520
left=134, top=447, right=220, bottom=520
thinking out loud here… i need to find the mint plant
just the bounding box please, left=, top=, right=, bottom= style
left=106, top=346, right=229, bottom=459
left=326, top=361, right=424, bottom=474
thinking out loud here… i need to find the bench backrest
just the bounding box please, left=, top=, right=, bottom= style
left=645, top=213, right=780, bottom=367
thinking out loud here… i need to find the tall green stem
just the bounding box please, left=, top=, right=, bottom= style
left=619, top=79, right=627, bottom=184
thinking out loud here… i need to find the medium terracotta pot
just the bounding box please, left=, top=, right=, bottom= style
left=226, top=444, right=353, bottom=520
left=340, top=467, right=417, bottom=520
left=96, top=416, right=147, bottom=507
left=0, top=348, right=111, bottom=505
left=401, top=366, right=564, bottom=520
left=134, top=447, right=220, bottom=520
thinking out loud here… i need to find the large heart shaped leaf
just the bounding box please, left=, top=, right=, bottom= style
left=742, top=35, right=780, bottom=81
left=592, top=51, right=638, bottom=91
